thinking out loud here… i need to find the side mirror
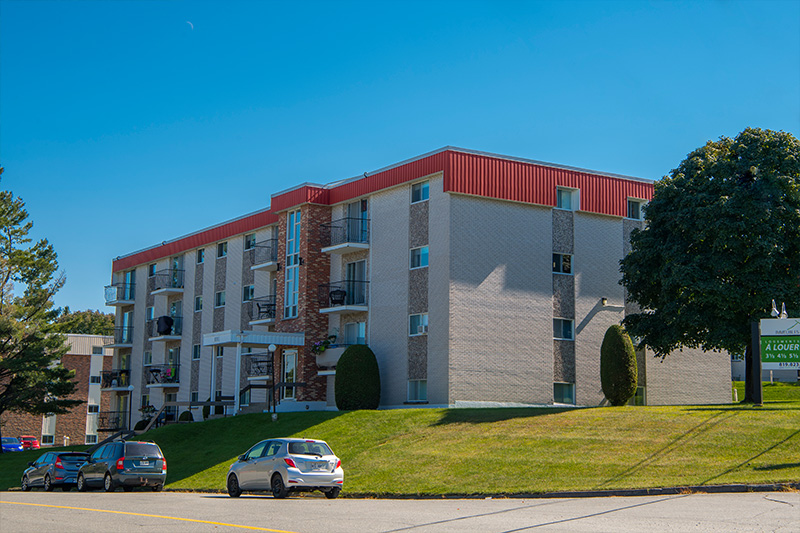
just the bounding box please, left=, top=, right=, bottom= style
left=28, top=462, right=34, bottom=467
left=238, top=454, right=246, bottom=462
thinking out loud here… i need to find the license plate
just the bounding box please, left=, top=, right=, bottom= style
left=139, top=460, right=150, bottom=466
left=313, top=462, right=327, bottom=470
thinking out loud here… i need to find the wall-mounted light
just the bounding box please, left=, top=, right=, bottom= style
left=601, top=298, right=608, bottom=306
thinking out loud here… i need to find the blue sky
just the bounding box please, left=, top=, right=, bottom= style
left=1, top=0, right=798, bottom=313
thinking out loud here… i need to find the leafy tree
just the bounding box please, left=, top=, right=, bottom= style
left=0, top=168, right=80, bottom=451
left=620, top=129, right=800, bottom=402
left=53, top=306, right=114, bottom=335
left=335, top=344, right=380, bottom=410
left=600, top=325, right=638, bottom=406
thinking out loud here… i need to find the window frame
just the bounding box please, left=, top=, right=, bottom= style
left=554, top=382, right=576, bottom=404
left=87, top=404, right=100, bottom=414
left=89, top=375, right=101, bottom=384
left=409, top=313, right=429, bottom=336
left=195, top=295, right=203, bottom=312
left=553, top=318, right=575, bottom=341
left=196, top=248, right=205, bottom=264
left=627, top=198, right=646, bottom=220
left=552, top=253, right=572, bottom=275
left=556, top=187, right=579, bottom=211
left=242, top=284, right=254, bottom=302
left=215, top=290, right=226, bottom=308
left=408, top=379, right=428, bottom=402
left=148, top=264, right=156, bottom=277
left=244, top=233, right=256, bottom=250
left=411, top=181, right=430, bottom=204
left=192, top=344, right=201, bottom=360
left=409, top=246, right=429, bottom=270
left=217, top=242, right=228, bottom=258
left=143, top=350, right=153, bottom=366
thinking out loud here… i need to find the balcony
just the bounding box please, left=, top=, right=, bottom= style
left=246, top=352, right=274, bottom=381
left=104, top=326, right=134, bottom=348
left=148, top=316, right=183, bottom=341
left=150, top=269, right=185, bottom=295
left=97, top=410, right=129, bottom=432
left=250, top=239, right=279, bottom=271
left=318, top=281, right=369, bottom=314
left=321, top=217, right=370, bottom=254
left=101, top=369, right=131, bottom=390
left=104, top=283, right=135, bottom=306
left=146, top=364, right=180, bottom=388
left=247, top=295, right=277, bottom=325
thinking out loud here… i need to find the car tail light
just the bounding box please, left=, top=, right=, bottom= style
left=335, top=459, right=341, bottom=469
left=161, top=458, right=167, bottom=475
left=55, top=457, right=64, bottom=470
left=116, top=457, right=125, bottom=471
left=283, top=457, right=296, bottom=468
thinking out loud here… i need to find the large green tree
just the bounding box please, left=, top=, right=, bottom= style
left=0, top=168, right=80, bottom=450
left=620, top=128, right=800, bottom=402
left=53, top=307, right=114, bottom=335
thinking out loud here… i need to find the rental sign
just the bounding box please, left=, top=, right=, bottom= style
left=760, top=318, right=800, bottom=370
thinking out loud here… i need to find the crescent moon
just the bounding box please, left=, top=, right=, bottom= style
left=186, top=21, right=194, bottom=30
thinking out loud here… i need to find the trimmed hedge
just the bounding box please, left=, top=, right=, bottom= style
left=134, top=419, right=149, bottom=431
left=179, top=410, right=194, bottom=422
left=335, top=344, right=381, bottom=410
left=600, top=325, right=638, bottom=406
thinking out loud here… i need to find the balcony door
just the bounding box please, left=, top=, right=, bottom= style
left=345, top=260, right=366, bottom=305
left=124, top=270, right=135, bottom=300
left=282, top=349, right=297, bottom=399
left=347, top=199, right=368, bottom=243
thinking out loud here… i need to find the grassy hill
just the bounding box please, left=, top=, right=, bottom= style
left=1, top=382, right=798, bottom=495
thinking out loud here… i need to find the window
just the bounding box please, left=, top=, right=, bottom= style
left=217, top=242, right=228, bottom=258
left=215, top=291, right=226, bottom=308
left=284, top=210, right=301, bottom=319
left=408, top=379, right=428, bottom=401
left=89, top=375, right=101, bottom=384
left=240, top=388, right=251, bottom=407
left=216, top=346, right=224, bottom=358
left=409, top=313, right=429, bottom=336
left=628, top=386, right=646, bottom=406
left=146, top=306, right=154, bottom=321
left=143, top=351, right=152, bottom=366
left=552, top=253, right=572, bottom=274
left=141, top=394, right=150, bottom=409
left=191, top=391, right=199, bottom=403
left=87, top=404, right=100, bottom=414
left=554, top=382, right=575, bottom=404
left=192, top=344, right=201, bottom=360
left=244, top=233, right=256, bottom=250
left=627, top=199, right=646, bottom=220
left=556, top=187, right=579, bottom=211
left=411, top=181, right=429, bottom=203
left=553, top=318, right=574, bottom=340
left=197, top=248, right=205, bottom=264
left=195, top=295, right=203, bottom=312
left=282, top=350, right=297, bottom=399
left=41, top=435, right=54, bottom=445
left=148, top=264, right=156, bottom=277
left=343, top=321, right=366, bottom=345
left=243, top=285, right=254, bottom=302
left=85, top=434, right=98, bottom=445
left=92, top=346, right=103, bottom=355
left=410, top=246, right=429, bottom=269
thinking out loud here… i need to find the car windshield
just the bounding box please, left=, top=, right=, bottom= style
left=125, top=443, right=162, bottom=457
left=287, top=441, right=333, bottom=456
left=58, top=453, right=89, bottom=462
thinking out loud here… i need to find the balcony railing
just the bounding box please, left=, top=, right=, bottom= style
left=101, top=369, right=131, bottom=389
left=318, top=280, right=369, bottom=308
left=104, top=283, right=135, bottom=304
left=320, top=217, right=370, bottom=248
left=150, top=269, right=185, bottom=292
left=248, top=295, right=276, bottom=322
left=251, top=239, right=278, bottom=266
left=246, top=353, right=274, bottom=379
left=97, top=410, right=129, bottom=432
left=146, top=364, right=180, bottom=385
left=147, top=316, right=183, bottom=337
left=104, top=326, right=134, bottom=346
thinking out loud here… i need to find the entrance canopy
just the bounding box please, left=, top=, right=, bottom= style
left=203, top=330, right=305, bottom=348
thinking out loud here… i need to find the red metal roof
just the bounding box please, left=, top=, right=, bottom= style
left=112, top=148, right=653, bottom=273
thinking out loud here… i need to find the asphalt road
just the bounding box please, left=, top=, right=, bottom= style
left=0, top=490, right=797, bottom=532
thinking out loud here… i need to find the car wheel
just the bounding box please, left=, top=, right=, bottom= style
left=103, top=473, right=115, bottom=492
left=324, top=487, right=341, bottom=499
left=152, top=484, right=163, bottom=492
left=21, top=476, right=30, bottom=492
left=123, top=486, right=133, bottom=492
left=77, top=473, right=88, bottom=492
left=61, top=486, right=71, bottom=492
left=44, top=474, right=53, bottom=492
left=227, top=474, right=242, bottom=498
left=271, top=474, right=289, bottom=499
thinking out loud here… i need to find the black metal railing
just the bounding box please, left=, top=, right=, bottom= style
left=104, top=326, right=134, bottom=346
left=246, top=353, right=274, bottom=378
left=147, top=316, right=183, bottom=337
left=251, top=239, right=278, bottom=265
left=104, top=283, right=135, bottom=303
left=318, top=280, right=369, bottom=308
left=150, top=269, right=185, bottom=291
left=249, top=295, right=277, bottom=321
left=97, top=411, right=129, bottom=432
left=320, top=217, right=370, bottom=248
left=101, top=369, right=131, bottom=388
left=146, top=364, right=181, bottom=385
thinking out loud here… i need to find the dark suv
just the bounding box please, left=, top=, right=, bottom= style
left=77, top=440, right=166, bottom=492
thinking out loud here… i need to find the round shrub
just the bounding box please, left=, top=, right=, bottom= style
left=600, top=325, right=638, bottom=406
left=179, top=410, right=194, bottom=422
left=133, top=419, right=149, bottom=431
left=335, top=344, right=380, bottom=410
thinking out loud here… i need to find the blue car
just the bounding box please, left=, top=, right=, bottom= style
left=2, top=437, right=24, bottom=452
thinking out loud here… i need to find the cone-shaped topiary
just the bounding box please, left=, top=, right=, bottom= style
left=335, top=344, right=380, bottom=410
left=600, top=325, right=638, bottom=406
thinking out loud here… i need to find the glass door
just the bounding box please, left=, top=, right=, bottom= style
left=282, top=350, right=297, bottom=399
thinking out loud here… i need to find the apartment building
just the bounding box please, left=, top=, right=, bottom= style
left=103, top=147, right=731, bottom=429
left=0, top=334, right=112, bottom=446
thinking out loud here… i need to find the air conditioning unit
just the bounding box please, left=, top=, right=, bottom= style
left=417, top=325, right=428, bottom=334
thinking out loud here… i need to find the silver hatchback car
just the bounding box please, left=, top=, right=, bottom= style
left=227, top=438, right=344, bottom=499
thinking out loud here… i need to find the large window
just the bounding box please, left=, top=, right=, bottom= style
left=411, top=181, right=430, bottom=203
left=410, top=246, right=429, bottom=269
left=409, top=313, right=429, bottom=336
left=553, top=318, right=574, bottom=340
left=408, top=379, right=428, bottom=402
left=282, top=349, right=297, bottom=399
left=552, top=253, right=572, bottom=274
left=556, top=187, right=579, bottom=211
left=343, top=322, right=366, bottom=345
left=284, top=210, right=301, bottom=319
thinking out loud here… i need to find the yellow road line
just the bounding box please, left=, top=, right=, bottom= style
left=0, top=500, right=300, bottom=532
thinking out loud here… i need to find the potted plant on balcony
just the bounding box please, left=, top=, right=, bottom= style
left=311, top=335, right=337, bottom=355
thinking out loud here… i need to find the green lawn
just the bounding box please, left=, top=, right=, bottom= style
left=2, top=382, right=798, bottom=495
